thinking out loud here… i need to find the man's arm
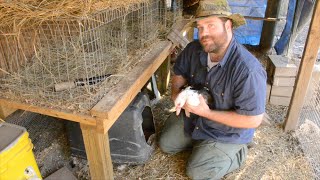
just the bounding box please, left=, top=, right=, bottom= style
left=183, top=95, right=263, bottom=128
left=171, top=75, right=187, bottom=101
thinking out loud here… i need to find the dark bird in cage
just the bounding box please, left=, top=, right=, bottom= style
left=54, top=74, right=112, bottom=92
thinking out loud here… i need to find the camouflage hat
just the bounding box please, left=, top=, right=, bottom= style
left=195, top=0, right=246, bottom=28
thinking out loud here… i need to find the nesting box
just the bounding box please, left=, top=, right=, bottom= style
left=66, top=92, right=155, bottom=164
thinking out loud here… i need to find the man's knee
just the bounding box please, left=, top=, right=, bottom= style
left=158, top=113, right=192, bottom=154
left=158, top=133, right=178, bottom=154
left=185, top=141, right=247, bottom=180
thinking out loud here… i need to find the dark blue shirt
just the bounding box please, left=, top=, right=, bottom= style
left=173, top=37, right=267, bottom=144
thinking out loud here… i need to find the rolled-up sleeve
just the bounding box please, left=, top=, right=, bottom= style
left=173, top=43, right=194, bottom=78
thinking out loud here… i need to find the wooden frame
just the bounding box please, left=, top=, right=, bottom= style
left=0, top=41, right=172, bottom=179
left=284, top=0, right=320, bottom=131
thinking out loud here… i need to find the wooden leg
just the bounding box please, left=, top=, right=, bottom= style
left=80, top=124, right=114, bottom=180
left=0, top=104, right=17, bottom=120
left=156, top=56, right=171, bottom=95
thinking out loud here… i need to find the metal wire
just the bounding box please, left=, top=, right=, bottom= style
left=0, top=0, right=183, bottom=114
left=295, top=69, right=320, bottom=179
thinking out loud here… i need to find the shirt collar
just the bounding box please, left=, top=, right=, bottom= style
left=198, top=37, right=236, bottom=68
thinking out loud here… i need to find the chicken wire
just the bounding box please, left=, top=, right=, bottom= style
left=295, top=72, right=320, bottom=179
left=0, top=0, right=163, bottom=114
left=159, top=0, right=183, bottom=38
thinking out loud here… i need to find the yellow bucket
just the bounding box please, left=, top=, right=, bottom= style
left=0, top=122, right=42, bottom=180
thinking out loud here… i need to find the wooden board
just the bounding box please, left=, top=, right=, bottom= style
left=284, top=0, right=320, bottom=131
left=272, top=76, right=296, bottom=86
left=0, top=99, right=96, bottom=126
left=271, top=86, right=294, bottom=97
left=267, top=55, right=298, bottom=78
left=269, top=96, right=291, bottom=106
left=90, top=41, right=173, bottom=133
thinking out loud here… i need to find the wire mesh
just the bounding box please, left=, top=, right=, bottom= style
left=295, top=64, right=320, bottom=179
left=159, top=0, right=183, bottom=38
left=0, top=0, right=173, bottom=114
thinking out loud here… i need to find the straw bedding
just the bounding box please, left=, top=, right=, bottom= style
left=0, top=0, right=149, bottom=30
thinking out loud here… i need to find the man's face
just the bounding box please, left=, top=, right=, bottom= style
left=196, top=16, right=229, bottom=53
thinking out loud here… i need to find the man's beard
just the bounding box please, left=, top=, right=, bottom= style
left=200, top=36, right=223, bottom=53
left=200, top=27, right=228, bottom=53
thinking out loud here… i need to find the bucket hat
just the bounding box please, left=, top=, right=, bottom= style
left=195, top=0, right=246, bottom=28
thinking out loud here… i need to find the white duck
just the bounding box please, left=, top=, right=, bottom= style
left=174, top=87, right=201, bottom=117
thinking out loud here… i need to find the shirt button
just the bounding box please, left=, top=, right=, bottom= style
left=195, top=127, right=199, bottom=130
left=191, top=74, right=194, bottom=77
left=205, top=82, right=208, bottom=85
left=221, top=93, right=224, bottom=96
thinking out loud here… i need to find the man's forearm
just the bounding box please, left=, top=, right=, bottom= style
left=171, top=75, right=187, bottom=101
left=201, top=109, right=263, bottom=128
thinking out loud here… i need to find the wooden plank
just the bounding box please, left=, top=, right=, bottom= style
left=0, top=99, right=96, bottom=126
left=91, top=41, right=173, bottom=133
left=273, top=76, right=296, bottom=86
left=80, top=124, right=113, bottom=180
left=266, top=82, right=271, bottom=102
left=270, top=86, right=294, bottom=97
left=156, top=56, right=171, bottom=95
left=0, top=104, right=17, bottom=119
left=267, top=55, right=298, bottom=77
left=270, top=96, right=291, bottom=106
left=284, top=0, right=320, bottom=131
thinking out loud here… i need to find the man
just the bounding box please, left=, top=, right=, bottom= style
left=159, top=0, right=267, bottom=179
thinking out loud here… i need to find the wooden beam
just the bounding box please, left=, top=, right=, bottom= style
left=284, top=0, right=320, bottom=131
left=0, top=99, right=96, bottom=126
left=259, top=0, right=282, bottom=52
left=90, top=41, right=173, bottom=133
left=243, top=16, right=284, bottom=22
left=80, top=124, right=113, bottom=180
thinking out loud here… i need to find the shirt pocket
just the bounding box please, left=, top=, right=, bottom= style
left=212, top=84, right=224, bottom=104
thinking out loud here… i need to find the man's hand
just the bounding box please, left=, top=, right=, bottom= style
left=183, top=95, right=210, bottom=117
left=184, top=95, right=263, bottom=128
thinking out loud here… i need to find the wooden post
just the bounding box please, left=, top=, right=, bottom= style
left=0, top=104, right=17, bottom=119
left=259, top=0, right=282, bottom=52
left=80, top=124, right=114, bottom=180
left=156, top=56, right=171, bottom=94
left=284, top=0, right=320, bottom=131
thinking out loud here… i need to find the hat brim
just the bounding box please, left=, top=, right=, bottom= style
left=193, top=13, right=246, bottom=29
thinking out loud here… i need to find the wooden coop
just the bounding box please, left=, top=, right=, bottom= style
left=0, top=0, right=166, bottom=112
left=0, top=0, right=185, bottom=179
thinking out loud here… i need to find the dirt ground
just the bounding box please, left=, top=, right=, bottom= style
left=25, top=84, right=315, bottom=180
